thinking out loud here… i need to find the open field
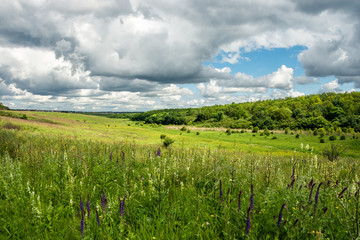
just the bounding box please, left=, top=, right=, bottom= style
left=1, top=110, right=360, bottom=158
left=1, top=111, right=360, bottom=239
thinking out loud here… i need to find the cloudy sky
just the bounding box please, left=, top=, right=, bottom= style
left=0, top=0, right=359, bottom=111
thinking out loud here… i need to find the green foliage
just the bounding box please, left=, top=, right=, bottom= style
left=0, top=129, right=359, bottom=239
left=128, top=92, right=360, bottom=133
left=320, top=138, right=325, bottom=143
left=0, top=102, right=9, bottom=110
left=329, top=135, right=337, bottom=141
left=252, top=127, right=259, bottom=133
left=160, top=134, right=166, bottom=139
left=162, top=137, right=175, bottom=147
left=323, top=143, right=346, bottom=161
left=295, top=133, right=300, bottom=138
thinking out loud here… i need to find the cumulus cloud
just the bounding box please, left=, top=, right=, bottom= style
left=0, top=0, right=359, bottom=111
left=294, top=76, right=318, bottom=85
left=319, top=79, right=342, bottom=93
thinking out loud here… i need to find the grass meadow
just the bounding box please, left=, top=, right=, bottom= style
left=1, top=111, right=360, bottom=239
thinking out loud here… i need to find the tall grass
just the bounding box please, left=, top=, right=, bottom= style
left=0, top=129, right=359, bottom=239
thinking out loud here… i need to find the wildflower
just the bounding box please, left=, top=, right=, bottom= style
left=101, top=190, right=107, bottom=212
left=211, top=214, right=215, bottom=217
left=245, top=205, right=251, bottom=235
left=308, top=179, right=314, bottom=189
left=313, top=182, right=323, bottom=219
left=109, top=151, right=112, bottom=161
left=323, top=207, right=328, bottom=214
left=80, top=211, right=84, bottom=238
left=79, top=195, right=84, bottom=214
left=299, top=184, right=303, bottom=191
left=238, top=190, right=242, bottom=212
left=156, top=148, right=161, bottom=157
left=277, top=203, right=286, bottom=227
left=152, top=237, right=156, bottom=239
left=87, top=194, right=90, bottom=219
left=206, top=222, right=210, bottom=225
left=338, top=187, right=348, bottom=198
left=290, top=178, right=295, bottom=189
left=293, top=219, right=299, bottom=226
left=308, top=183, right=316, bottom=205
left=249, top=193, right=254, bottom=211
left=96, top=209, right=100, bottom=227
left=119, top=195, right=126, bottom=218
left=116, top=156, right=119, bottom=165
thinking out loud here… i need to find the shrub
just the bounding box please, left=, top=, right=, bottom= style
left=329, top=135, right=337, bottom=141
left=187, top=130, right=191, bottom=133
left=320, top=138, right=325, bottom=143
left=260, top=132, right=264, bottom=136
left=313, top=129, right=318, bottom=136
left=264, top=128, right=270, bottom=136
left=163, top=137, right=175, bottom=148
left=226, top=128, right=231, bottom=135
left=323, top=143, right=346, bottom=161
left=241, top=129, right=245, bottom=133
left=160, top=134, right=166, bottom=139
left=285, top=127, right=290, bottom=134
left=295, top=134, right=300, bottom=138
left=272, top=136, right=277, bottom=140
left=340, top=135, right=346, bottom=140
left=196, top=132, right=200, bottom=135
left=180, top=126, right=187, bottom=131
left=252, top=127, right=259, bottom=133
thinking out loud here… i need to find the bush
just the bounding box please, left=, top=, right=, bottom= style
left=323, top=143, right=346, bottom=161
left=180, top=126, right=187, bottom=131
left=340, top=135, right=346, bottom=140
left=320, top=138, right=325, bottom=143
left=160, top=134, right=166, bottom=139
left=196, top=132, right=200, bottom=135
left=187, top=130, right=191, bottom=133
left=163, top=137, right=175, bottom=148
left=329, top=135, right=337, bottom=141
left=313, top=129, right=318, bottom=136
left=285, top=127, right=290, bottom=134
left=272, top=136, right=277, bottom=140
left=241, top=129, right=245, bottom=133
left=295, top=134, right=300, bottom=138
left=226, top=128, right=231, bottom=135
left=252, top=127, right=259, bottom=133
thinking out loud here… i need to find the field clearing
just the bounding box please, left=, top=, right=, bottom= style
left=1, top=110, right=359, bottom=158
left=1, top=111, right=360, bottom=239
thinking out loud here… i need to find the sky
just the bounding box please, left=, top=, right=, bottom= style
left=0, top=0, right=360, bottom=112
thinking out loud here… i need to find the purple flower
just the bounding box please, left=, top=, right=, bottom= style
left=116, top=156, right=119, bottom=165
left=299, top=184, right=303, bottom=191
left=308, top=183, right=316, bottom=204
left=323, top=207, right=328, bottom=214
left=245, top=206, right=251, bottom=235
left=308, top=179, right=314, bottom=189
left=79, top=195, right=84, bottom=214
left=293, top=219, right=299, bottom=226
left=277, top=203, right=286, bottom=227
left=101, top=190, right=107, bottom=212
left=96, top=209, right=100, bottom=227
left=238, top=190, right=242, bottom=212
left=290, top=178, right=295, bottom=189
left=313, top=182, right=323, bottom=219
left=249, top=194, right=254, bottom=211
left=156, top=147, right=161, bottom=157
left=338, top=187, right=348, bottom=198
left=109, top=151, right=112, bottom=161
left=80, top=212, right=84, bottom=238
left=119, top=195, right=126, bottom=218
left=86, top=194, right=90, bottom=219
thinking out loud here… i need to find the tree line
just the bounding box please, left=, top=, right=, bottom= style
left=129, top=92, right=360, bottom=132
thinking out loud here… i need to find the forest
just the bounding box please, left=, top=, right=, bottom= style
left=128, top=92, right=360, bottom=132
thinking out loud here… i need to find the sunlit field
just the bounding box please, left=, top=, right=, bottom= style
left=1, top=111, right=360, bottom=239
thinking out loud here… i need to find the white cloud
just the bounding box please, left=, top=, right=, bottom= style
left=319, top=79, right=341, bottom=93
